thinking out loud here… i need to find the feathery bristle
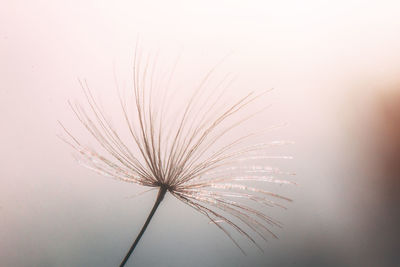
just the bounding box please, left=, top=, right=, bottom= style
left=61, top=48, right=293, bottom=254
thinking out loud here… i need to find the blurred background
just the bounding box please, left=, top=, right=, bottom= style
left=1, top=1, right=400, bottom=266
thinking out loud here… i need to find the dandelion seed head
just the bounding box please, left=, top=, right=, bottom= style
left=61, top=48, right=293, bottom=252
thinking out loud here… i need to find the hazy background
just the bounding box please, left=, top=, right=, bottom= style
left=1, top=1, right=400, bottom=266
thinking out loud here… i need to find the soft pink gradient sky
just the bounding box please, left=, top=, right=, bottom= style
left=1, top=1, right=400, bottom=266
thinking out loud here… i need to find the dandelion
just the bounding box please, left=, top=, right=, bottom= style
left=60, top=49, right=294, bottom=267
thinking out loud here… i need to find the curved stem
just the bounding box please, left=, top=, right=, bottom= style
left=119, top=186, right=167, bottom=267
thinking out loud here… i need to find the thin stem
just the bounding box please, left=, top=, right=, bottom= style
left=119, top=186, right=167, bottom=267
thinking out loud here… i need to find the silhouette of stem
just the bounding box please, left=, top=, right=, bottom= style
left=119, top=186, right=167, bottom=267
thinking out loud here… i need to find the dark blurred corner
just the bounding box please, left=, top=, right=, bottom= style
left=371, top=86, right=400, bottom=267
left=379, top=88, right=400, bottom=203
